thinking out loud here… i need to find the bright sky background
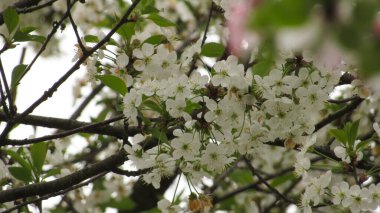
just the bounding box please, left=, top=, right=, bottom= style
left=2, top=29, right=102, bottom=140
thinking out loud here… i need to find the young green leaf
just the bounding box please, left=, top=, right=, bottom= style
left=8, top=166, right=33, bottom=182
left=3, top=7, right=19, bottom=37
left=355, top=140, right=370, bottom=152
left=200, top=42, right=225, bottom=58
left=11, top=64, right=28, bottom=89
left=30, top=142, right=48, bottom=175
left=116, top=22, right=135, bottom=41
left=84, top=35, right=99, bottom=43
left=143, top=99, right=163, bottom=114
left=4, top=149, right=31, bottom=171
left=347, top=120, right=360, bottom=146
left=147, top=13, right=175, bottom=27
left=143, top=35, right=168, bottom=45
left=329, top=129, right=348, bottom=146
left=97, top=75, right=127, bottom=95
left=13, top=30, right=46, bottom=43
left=151, top=128, right=168, bottom=144
left=43, top=168, right=61, bottom=179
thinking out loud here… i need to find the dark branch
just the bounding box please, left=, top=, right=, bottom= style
left=3, top=114, right=125, bottom=146
left=2, top=172, right=107, bottom=213
left=0, top=150, right=127, bottom=203
left=0, top=112, right=138, bottom=144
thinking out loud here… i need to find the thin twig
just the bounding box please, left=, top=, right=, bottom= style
left=70, top=84, right=104, bottom=120
left=66, top=0, right=88, bottom=55
left=0, top=58, right=14, bottom=115
left=314, top=97, right=363, bottom=132
left=243, top=157, right=295, bottom=204
left=187, top=0, right=213, bottom=76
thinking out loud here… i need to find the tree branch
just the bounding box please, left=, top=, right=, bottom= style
left=3, top=114, right=125, bottom=146
left=314, top=97, right=364, bottom=132
left=2, top=172, right=108, bottom=213
left=243, top=157, right=295, bottom=204
left=0, top=150, right=127, bottom=203
left=0, top=112, right=138, bottom=143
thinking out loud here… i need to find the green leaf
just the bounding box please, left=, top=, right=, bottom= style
left=13, top=30, right=46, bottom=43
left=185, top=101, right=201, bottom=114
left=84, top=35, right=99, bottom=43
left=147, top=13, right=175, bottom=27
left=200, top=42, right=225, bottom=58
left=43, top=168, right=61, bottom=179
left=30, top=142, right=48, bottom=175
left=97, top=75, right=127, bottom=95
left=8, top=166, right=33, bottom=182
left=355, top=140, right=370, bottom=152
left=3, top=7, right=19, bottom=37
left=252, top=60, right=273, bottom=77
left=250, top=0, right=311, bottom=28
left=229, top=170, right=253, bottom=184
left=347, top=120, right=360, bottom=146
left=329, top=129, right=348, bottom=146
left=143, top=34, right=167, bottom=45
left=99, top=197, right=136, bottom=210
left=116, top=22, right=135, bottom=41
left=11, top=64, right=27, bottom=89
left=20, top=26, right=37, bottom=34
left=4, top=149, right=31, bottom=171
left=270, top=173, right=297, bottom=188
left=136, top=0, right=158, bottom=14
left=143, top=99, right=163, bottom=114
left=151, top=128, right=168, bottom=144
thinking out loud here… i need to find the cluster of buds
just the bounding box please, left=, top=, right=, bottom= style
left=188, top=193, right=213, bottom=213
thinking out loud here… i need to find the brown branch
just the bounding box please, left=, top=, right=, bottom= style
left=2, top=172, right=108, bottom=213
left=243, top=157, right=295, bottom=204
left=3, top=114, right=125, bottom=146
left=0, top=150, right=127, bottom=203
left=0, top=112, right=138, bottom=144
left=314, top=97, right=363, bottom=132
left=69, top=84, right=104, bottom=120
left=66, top=0, right=88, bottom=55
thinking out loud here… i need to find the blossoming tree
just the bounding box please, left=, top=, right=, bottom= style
left=1, top=0, right=380, bottom=212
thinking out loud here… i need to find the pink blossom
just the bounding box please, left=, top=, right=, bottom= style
left=227, top=0, right=258, bottom=56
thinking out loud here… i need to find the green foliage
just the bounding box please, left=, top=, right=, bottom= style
left=11, top=64, right=27, bottom=90
left=329, top=120, right=367, bottom=152
left=99, top=197, right=136, bottom=211
left=30, top=142, right=48, bottom=175
left=200, top=42, right=225, bottom=58
left=147, top=13, right=176, bottom=27
left=116, top=22, right=136, bottom=41
left=8, top=166, right=33, bottom=182
left=13, top=27, right=46, bottom=43
left=270, top=173, right=297, bottom=188
left=4, top=149, right=31, bottom=171
left=143, top=35, right=168, bottom=45
left=3, top=7, right=19, bottom=38
left=229, top=170, right=253, bottom=184
left=97, top=74, right=127, bottom=95
left=250, top=0, right=312, bottom=28
left=84, top=35, right=99, bottom=43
